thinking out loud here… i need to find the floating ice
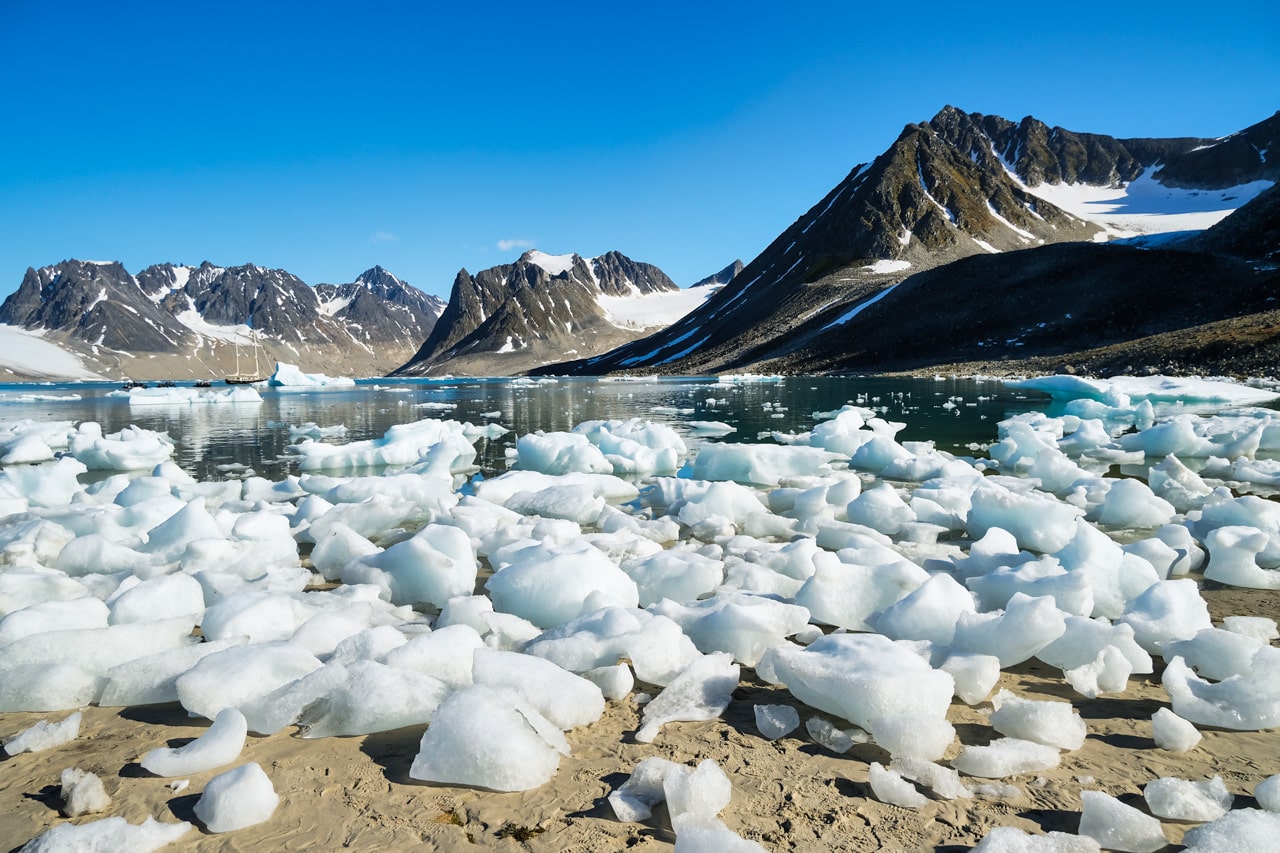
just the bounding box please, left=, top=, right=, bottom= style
left=268, top=362, right=355, bottom=387
left=1143, top=775, right=1232, bottom=821
left=409, top=685, right=568, bottom=791
left=68, top=423, right=175, bottom=470
left=141, top=707, right=247, bottom=776
left=194, top=762, right=280, bottom=832
left=59, top=767, right=111, bottom=817
left=1077, top=789, right=1168, bottom=853
left=4, top=711, right=81, bottom=755
left=692, top=442, right=841, bottom=486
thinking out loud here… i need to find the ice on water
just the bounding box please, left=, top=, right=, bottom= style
left=4, top=374, right=1280, bottom=845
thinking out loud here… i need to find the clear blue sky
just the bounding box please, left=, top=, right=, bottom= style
left=2, top=0, right=1277, bottom=300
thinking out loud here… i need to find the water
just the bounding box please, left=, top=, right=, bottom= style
left=0, top=376, right=1058, bottom=481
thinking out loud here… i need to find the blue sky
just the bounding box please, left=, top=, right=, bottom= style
left=2, top=1, right=1277, bottom=300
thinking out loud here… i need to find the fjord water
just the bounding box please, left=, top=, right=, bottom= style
left=0, top=376, right=1058, bottom=481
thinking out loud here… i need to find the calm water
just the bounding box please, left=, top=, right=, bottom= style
left=0, top=376, right=1057, bottom=482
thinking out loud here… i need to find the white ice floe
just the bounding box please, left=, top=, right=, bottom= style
left=268, top=362, right=356, bottom=387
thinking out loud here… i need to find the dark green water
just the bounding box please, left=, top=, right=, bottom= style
left=0, top=376, right=1051, bottom=481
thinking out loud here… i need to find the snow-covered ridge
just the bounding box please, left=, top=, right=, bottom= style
left=525, top=251, right=582, bottom=277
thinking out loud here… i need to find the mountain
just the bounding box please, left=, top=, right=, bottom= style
left=394, top=250, right=711, bottom=376
left=547, top=107, right=1278, bottom=376
left=691, top=260, right=744, bottom=289
left=0, top=261, right=444, bottom=380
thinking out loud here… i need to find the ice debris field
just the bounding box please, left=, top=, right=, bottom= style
left=3, top=375, right=1280, bottom=850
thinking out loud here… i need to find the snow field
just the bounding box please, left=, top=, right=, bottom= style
left=2, top=374, right=1280, bottom=847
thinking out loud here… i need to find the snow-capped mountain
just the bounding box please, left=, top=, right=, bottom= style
left=0, top=261, right=445, bottom=380
left=394, top=250, right=720, bottom=376
left=549, top=107, right=1278, bottom=376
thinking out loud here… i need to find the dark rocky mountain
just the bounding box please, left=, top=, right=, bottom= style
left=2, top=261, right=190, bottom=352
left=394, top=250, right=683, bottom=376
left=691, top=260, right=744, bottom=289
left=1, top=260, right=444, bottom=380
left=315, top=266, right=446, bottom=347
left=546, top=107, right=1278, bottom=377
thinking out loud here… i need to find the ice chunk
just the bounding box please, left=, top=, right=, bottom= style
left=384, top=624, right=484, bottom=689
left=649, top=593, right=810, bottom=666
left=1166, top=627, right=1265, bottom=681
left=296, top=660, right=450, bottom=738
left=754, top=704, right=800, bottom=740
left=622, top=549, right=724, bottom=607
left=794, top=558, right=928, bottom=633
left=505, top=483, right=606, bottom=524
left=1143, top=775, right=1232, bottom=821
left=1151, top=707, right=1202, bottom=751
left=1116, top=579, right=1212, bottom=654
left=967, top=483, right=1084, bottom=554
left=0, top=616, right=197, bottom=677
left=194, top=762, right=280, bottom=832
left=609, top=756, right=684, bottom=821
left=1256, top=775, right=1280, bottom=811
left=1204, top=526, right=1280, bottom=588
left=486, top=541, right=638, bottom=629
left=107, top=573, right=204, bottom=625
left=523, top=607, right=699, bottom=687
left=99, top=638, right=246, bottom=707
left=4, top=711, right=81, bottom=755
left=18, top=816, right=191, bottom=852
left=0, top=597, right=109, bottom=645
left=141, top=707, right=247, bottom=777
left=951, top=738, right=1061, bottom=778
left=939, top=651, right=1002, bottom=705
left=664, top=759, right=732, bottom=832
left=692, top=442, right=840, bottom=486
left=758, top=633, right=953, bottom=730
left=1095, top=478, right=1175, bottom=529
left=176, top=642, right=323, bottom=721
left=972, top=826, right=1101, bottom=851
left=409, top=685, right=568, bottom=791
left=352, top=523, right=479, bottom=609
left=891, top=757, right=972, bottom=800
left=846, top=483, right=916, bottom=535
left=869, top=714, right=955, bottom=762
left=952, top=593, right=1067, bottom=667
left=201, top=590, right=313, bottom=644
left=584, top=663, right=634, bottom=700
left=806, top=717, right=855, bottom=753
left=1077, top=789, right=1168, bottom=853
left=636, top=652, right=739, bottom=743
left=60, top=767, right=111, bottom=817
left=472, top=647, right=605, bottom=730
left=1222, top=615, right=1279, bottom=643
left=516, top=431, right=612, bottom=475
left=1064, top=646, right=1134, bottom=698
left=989, top=689, right=1086, bottom=751
left=874, top=572, right=976, bottom=645
left=868, top=762, right=928, bottom=808
left=1182, top=809, right=1280, bottom=852
left=0, top=662, right=101, bottom=712
left=1162, top=649, right=1280, bottom=730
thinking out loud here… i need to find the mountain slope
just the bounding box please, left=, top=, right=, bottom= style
left=394, top=250, right=696, bottom=376
left=1, top=261, right=443, bottom=380
left=546, top=107, right=1277, bottom=376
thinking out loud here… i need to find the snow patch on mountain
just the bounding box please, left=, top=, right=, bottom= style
left=525, top=251, right=580, bottom=276
left=598, top=286, right=720, bottom=332
left=0, top=324, right=106, bottom=379
left=1018, top=169, right=1274, bottom=238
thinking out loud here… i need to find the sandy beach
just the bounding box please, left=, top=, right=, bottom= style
left=1, top=584, right=1275, bottom=852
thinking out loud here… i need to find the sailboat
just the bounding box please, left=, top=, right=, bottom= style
left=226, top=326, right=266, bottom=384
